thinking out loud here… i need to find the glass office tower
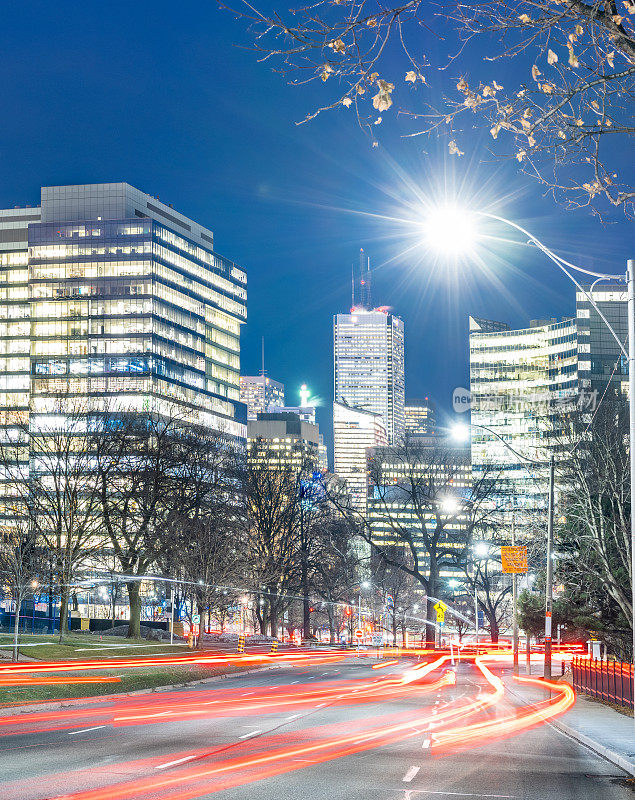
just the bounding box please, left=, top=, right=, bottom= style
left=333, top=309, right=405, bottom=445
left=0, top=183, right=247, bottom=437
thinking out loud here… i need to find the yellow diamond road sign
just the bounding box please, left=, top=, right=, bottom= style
left=433, top=601, right=447, bottom=623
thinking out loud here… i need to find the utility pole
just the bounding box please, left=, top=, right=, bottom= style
left=544, top=454, right=555, bottom=680
left=512, top=516, right=519, bottom=676
left=170, top=585, right=175, bottom=646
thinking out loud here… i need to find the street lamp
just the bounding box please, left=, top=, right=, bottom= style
left=430, top=207, right=633, bottom=688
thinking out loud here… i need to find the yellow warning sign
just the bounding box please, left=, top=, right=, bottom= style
left=501, top=546, right=528, bottom=574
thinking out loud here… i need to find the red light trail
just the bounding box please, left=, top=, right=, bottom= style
left=0, top=646, right=580, bottom=800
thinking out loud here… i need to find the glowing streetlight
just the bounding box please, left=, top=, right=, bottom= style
left=451, top=423, right=470, bottom=443
left=299, top=384, right=311, bottom=406
left=421, top=205, right=478, bottom=256
left=473, top=542, right=490, bottom=558
left=439, top=495, right=460, bottom=515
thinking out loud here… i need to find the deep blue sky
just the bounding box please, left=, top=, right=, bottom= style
left=1, top=2, right=632, bottom=460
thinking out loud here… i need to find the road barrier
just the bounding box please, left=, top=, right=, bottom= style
left=237, top=634, right=245, bottom=653
left=571, top=656, right=633, bottom=711
left=270, top=639, right=278, bottom=655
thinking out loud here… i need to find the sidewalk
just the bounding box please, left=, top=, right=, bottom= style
left=506, top=674, right=635, bottom=776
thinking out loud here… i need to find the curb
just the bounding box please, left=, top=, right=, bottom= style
left=548, top=718, right=635, bottom=777
left=506, top=680, right=635, bottom=778
left=0, top=663, right=282, bottom=717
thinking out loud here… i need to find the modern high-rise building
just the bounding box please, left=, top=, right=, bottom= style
left=333, top=401, right=387, bottom=512
left=469, top=315, right=578, bottom=513
left=0, top=183, right=247, bottom=437
left=240, top=375, right=285, bottom=420
left=248, top=412, right=326, bottom=472
left=404, top=400, right=436, bottom=440
left=468, top=285, right=628, bottom=514
left=333, top=308, right=405, bottom=444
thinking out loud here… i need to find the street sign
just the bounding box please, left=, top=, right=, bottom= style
left=192, top=614, right=200, bottom=624
left=433, top=601, right=447, bottom=624
left=354, top=628, right=363, bottom=640
left=501, top=546, right=528, bottom=574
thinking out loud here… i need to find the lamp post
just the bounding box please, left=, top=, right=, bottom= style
left=432, top=209, right=633, bottom=690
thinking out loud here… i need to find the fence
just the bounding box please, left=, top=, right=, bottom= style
left=571, top=657, right=633, bottom=711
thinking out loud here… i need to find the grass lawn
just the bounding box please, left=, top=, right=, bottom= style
left=0, top=633, right=257, bottom=706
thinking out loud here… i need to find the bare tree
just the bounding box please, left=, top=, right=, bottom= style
left=331, top=441, right=501, bottom=647
left=229, top=0, right=635, bottom=213
left=0, top=401, right=105, bottom=641
left=0, top=514, right=41, bottom=660
left=237, top=448, right=302, bottom=637
left=97, top=410, right=189, bottom=639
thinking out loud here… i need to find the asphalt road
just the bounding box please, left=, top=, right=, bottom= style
left=0, top=657, right=631, bottom=800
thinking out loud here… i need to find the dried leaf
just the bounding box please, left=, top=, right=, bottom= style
left=374, top=117, right=382, bottom=125
left=490, top=122, right=502, bottom=139
left=612, top=14, right=623, bottom=23
left=558, top=130, right=567, bottom=139
left=320, top=64, right=334, bottom=82
left=516, top=150, right=527, bottom=162
left=606, top=118, right=613, bottom=126
left=367, top=17, right=377, bottom=26
left=528, top=134, right=536, bottom=147
left=606, top=51, right=615, bottom=67
left=624, top=0, right=635, bottom=14
left=456, top=78, right=469, bottom=93
left=518, top=13, right=531, bottom=22
left=547, top=49, right=558, bottom=65
left=356, top=84, right=365, bottom=95
left=575, top=24, right=583, bottom=35
left=405, top=70, right=418, bottom=83
left=328, top=38, right=346, bottom=53
left=541, top=83, right=554, bottom=93
left=372, top=79, right=394, bottom=112
left=521, top=118, right=532, bottom=130
left=532, top=64, right=541, bottom=80
left=482, top=85, right=495, bottom=97
left=568, top=44, right=579, bottom=67
left=341, top=97, right=352, bottom=107
left=590, top=99, right=600, bottom=110
left=448, top=140, right=464, bottom=156
left=575, top=118, right=584, bottom=126
left=492, top=81, right=503, bottom=90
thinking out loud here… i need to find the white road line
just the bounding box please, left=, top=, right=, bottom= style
left=402, top=766, right=420, bottom=782
left=286, top=714, right=300, bottom=720
left=416, top=793, right=516, bottom=798
left=68, top=726, right=106, bottom=735
left=289, top=680, right=299, bottom=684
left=155, top=755, right=196, bottom=770
left=422, top=738, right=431, bottom=749
left=316, top=703, right=326, bottom=708
left=322, top=672, right=330, bottom=675
left=238, top=729, right=262, bottom=739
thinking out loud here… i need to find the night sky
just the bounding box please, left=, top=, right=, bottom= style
left=1, top=2, right=632, bottom=461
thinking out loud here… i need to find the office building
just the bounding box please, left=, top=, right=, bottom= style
left=0, top=182, right=247, bottom=439
left=333, top=308, right=405, bottom=444
left=333, top=401, right=387, bottom=511
left=240, top=375, right=285, bottom=419
left=248, top=412, right=325, bottom=472
left=469, top=286, right=628, bottom=515
left=405, top=400, right=435, bottom=440
left=469, top=315, right=578, bottom=513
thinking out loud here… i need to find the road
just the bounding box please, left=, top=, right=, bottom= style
left=0, top=654, right=631, bottom=800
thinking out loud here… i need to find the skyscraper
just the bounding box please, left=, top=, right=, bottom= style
left=248, top=412, right=327, bottom=472
left=239, top=375, right=285, bottom=419
left=0, top=182, right=247, bottom=437
left=333, top=401, right=387, bottom=511
left=333, top=309, right=405, bottom=445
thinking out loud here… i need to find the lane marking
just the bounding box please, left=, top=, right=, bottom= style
left=403, top=766, right=420, bottom=782
left=238, top=729, right=262, bottom=739
left=286, top=714, right=300, bottom=720
left=155, top=755, right=196, bottom=770
left=422, top=738, right=431, bottom=749
left=68, top=726, right=106, bottom=735
left=417, top=793, right=516, bottom=798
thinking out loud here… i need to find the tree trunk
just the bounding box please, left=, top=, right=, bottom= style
left=196, top=603, right=205, bottom=649
left=488, top=611, right=499, bottom=643
left=269, top=600, right=278, bottom=639
left=327, top=604, right=335, bottom=644
left=12, top=592, right=22, bottom=662
left=58, top=583, right=71, bottom=642
left=425, top=595, right=436, bottom=649
left=392, top=609, right=397, bottom=647
left=127, top=581, right=142, bottom=639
